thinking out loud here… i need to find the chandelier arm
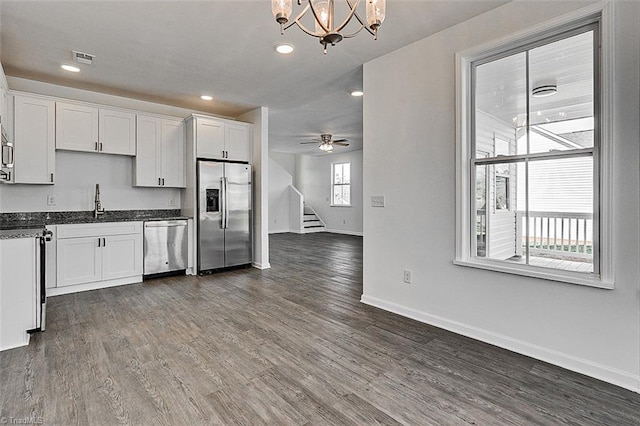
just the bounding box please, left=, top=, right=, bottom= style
left=283, top=3, right=311, bottom=31
left=340, top=25, right=366, bottom=39
left=307, top=0, right=331, bottom=34
left=293, top=20, right=323, bottom=38
left=344, top=0, right=376, bottom=36
left=333, top=0, right=361, bottom=33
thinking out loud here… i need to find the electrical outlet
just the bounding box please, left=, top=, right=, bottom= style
left=169, top=197, right=176, bottom=207
left=343, top=219, right=346, bottom=224
left=46, top=195, right=56, bottom=206
left=274, top=219, right=278, bottom=224
left=403, top=270, right=412, bottom=284
left=371, top=195, right=385, bottom=207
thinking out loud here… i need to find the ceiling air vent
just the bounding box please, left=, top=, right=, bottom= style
left=72, top=50, right=95, bottom=65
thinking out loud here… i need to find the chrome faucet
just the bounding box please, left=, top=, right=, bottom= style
left=94, top=183, right=105, bottom=218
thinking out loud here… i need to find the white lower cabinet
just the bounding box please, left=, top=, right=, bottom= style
left=54, top=222, right=142, bottom=293
left=0, top=237, right=37, bottom=351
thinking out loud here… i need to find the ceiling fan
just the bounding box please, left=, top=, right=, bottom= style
left=300, top=134, right=349, bottom=152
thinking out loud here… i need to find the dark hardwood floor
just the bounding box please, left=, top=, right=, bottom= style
left=1, top=232, right=639, bottom=425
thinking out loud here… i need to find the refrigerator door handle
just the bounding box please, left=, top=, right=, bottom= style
left=224, top=177, right=230, bottom=229
left=220, top=177, right=226, bottom=229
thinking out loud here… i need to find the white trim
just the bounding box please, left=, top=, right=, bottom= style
left=48, top=275, right=142, bottom=297
left=1, top=334, right=30, bottom=352
left=453, top=259, right=612, bottom=289
left=252, top=262, right=271, bottom=270
left=269, top=228, right=293, bottom=234
left=329, top=204, right=352, bottom=208
left=361, top=294, right=640, bottom=394
left=325, top=228, right=363, bottom=237
left=455, top=1, right=614, bottom=288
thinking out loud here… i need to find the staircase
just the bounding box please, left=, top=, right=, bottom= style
left=303, top=205, right=326, bottom=233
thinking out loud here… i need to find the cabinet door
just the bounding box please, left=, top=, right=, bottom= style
left=13, top=96, right=55, bottom=184
left=56, top=237, right=102, bottom=287
left=0, top=238, right=38, bottom=351
left=134, top=115, right=161, bottom=187
left=195, top=118, right=224, bottom=159
left=102, top=234, right=143, bottom=281
left=99, top=109, right=136, bottom=155
left=161, top=119, right=185, bottom=187
left=56, top=102, right=99, bottom=152
left=225, top=123, right=252, bottom=162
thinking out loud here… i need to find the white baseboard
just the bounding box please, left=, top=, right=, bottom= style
left=361, top=294, right=640, bottom=394
left=48, top=276, right=142, bottom=297
left=252, top=262, right=271, bottom=270
left=325, top=228, right=363, bottom=237
left=269, top=229, right=292, bottom=234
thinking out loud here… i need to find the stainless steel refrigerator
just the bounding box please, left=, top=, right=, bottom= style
left=197, top=161, right=252, bottom=272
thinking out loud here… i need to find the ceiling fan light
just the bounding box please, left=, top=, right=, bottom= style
left=366, top=0, right=386, bottom=30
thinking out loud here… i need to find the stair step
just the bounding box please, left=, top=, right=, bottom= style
left=303, top=215, right=317, bottom=220
left=304, top=225, right=325, bottom=229
left=304, top=221, right=322, bottom=227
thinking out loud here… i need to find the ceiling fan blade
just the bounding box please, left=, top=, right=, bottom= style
left=300, top=141, right=319, bottom=144
left=333, top=142, right=350, bottom=146
left=332, top=139, right=349, bottom=143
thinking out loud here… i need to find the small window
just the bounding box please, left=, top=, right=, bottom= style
left=455, top=5, right=613, bottom=288
left=332, top=162, right=351, bottom=206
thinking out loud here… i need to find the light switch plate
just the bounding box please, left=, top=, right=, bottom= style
left=371, top=195, right=385, bottom=207
left=46, top=195, right=56, bottom=206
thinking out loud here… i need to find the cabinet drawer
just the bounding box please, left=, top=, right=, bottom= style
left=57, top=221, right=142, bottom=239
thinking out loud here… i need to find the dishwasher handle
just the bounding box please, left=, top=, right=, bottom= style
left=144, top=220, right=188, bottom=228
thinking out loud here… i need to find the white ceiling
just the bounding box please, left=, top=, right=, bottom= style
left=0, top=0, right=508, bottom=155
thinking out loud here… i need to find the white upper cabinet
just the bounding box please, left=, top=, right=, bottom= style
left=55, top=102, right=98, bottom=152
left=195, top=118, right=225, bottom=159
left=193, top=116, right=251, bottom=162
left=56, top=101, right=135, bottom=155
left=134, top=115, right=185, bottom=188
left=99, top=109, right=136, bottom=155
left=225, top=122, right=252, bottom=162
left=161, top=119, right=185, bottom=187
left=13, top=95, right=55, bottom=184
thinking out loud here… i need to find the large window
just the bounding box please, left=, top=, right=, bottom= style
left=455, top=6, right=613, bottom=288
left=332, top=162, right=351, bottom=206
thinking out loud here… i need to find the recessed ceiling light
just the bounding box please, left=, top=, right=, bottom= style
left=350, top=90, right=364, bottom=97
left=61, top=64, right=80, bottom=73
left=200, top=95, right=213, bottom=101
left=275, top=43, right=294, bottom=54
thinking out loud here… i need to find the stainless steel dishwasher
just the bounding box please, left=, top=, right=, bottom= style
left=143, top=220, right=188, bottom=276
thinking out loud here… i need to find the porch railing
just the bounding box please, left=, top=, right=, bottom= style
left=516, top=211, right=593, bottom=259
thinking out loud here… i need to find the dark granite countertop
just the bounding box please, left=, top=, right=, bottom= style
left=0, top=210, right=191, bottom=231
left=0, top=228, right=45, bottom=240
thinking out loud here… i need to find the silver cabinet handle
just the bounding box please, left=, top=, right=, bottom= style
left=2, top=142, right=14, bottom=167
left=95, top=142, right=98, bottom=151
left=99, top=142, right=103, bottom=151
left=98, top=237, right=101, bottom=247
left=162, top=178, right=165, bottom=186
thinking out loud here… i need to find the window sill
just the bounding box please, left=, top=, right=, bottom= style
left=452, top=258, right=613, bottom=289
left=330, top=204, right=352, bottom=208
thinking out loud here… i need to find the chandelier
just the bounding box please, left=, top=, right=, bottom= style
left=271, top=0, right=386, bottom=54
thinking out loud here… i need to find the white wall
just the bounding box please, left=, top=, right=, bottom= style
left=296, top=150, right=363, bottom=235
left=268, top=153, right=295, bottom=233
left=0, top=151, right=180, bottom=212
left=238, top=107, right=270, bottom=270
left=362, top=1, right=640, bottom=392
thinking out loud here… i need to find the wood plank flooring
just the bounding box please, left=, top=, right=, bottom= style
left=1, top=232, right=639, bottom=425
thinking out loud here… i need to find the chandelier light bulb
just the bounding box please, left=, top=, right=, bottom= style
left=272, top=0, right=293, bottom=34
left=366, top=0, right=386, bottom=38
